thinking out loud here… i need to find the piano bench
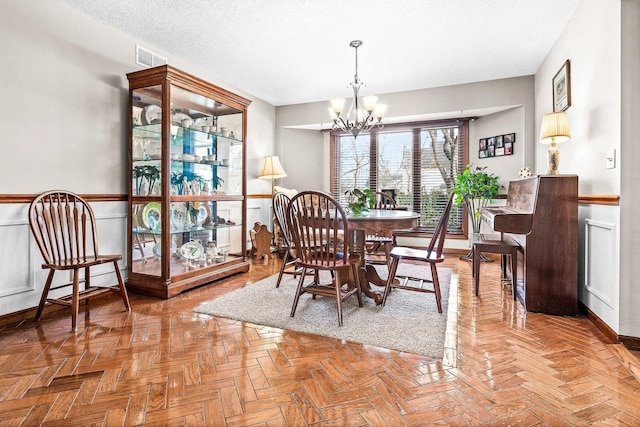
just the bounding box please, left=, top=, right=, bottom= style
left=473, top=235, right=519, bottom=299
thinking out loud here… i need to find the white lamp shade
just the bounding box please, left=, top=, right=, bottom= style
left=330, top=98, right=345, bottom=114
left=540, top=112, right=571, bottom=145
left=258, top=156, right=287, bottom=180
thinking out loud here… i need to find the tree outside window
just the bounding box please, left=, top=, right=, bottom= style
left=331, top=120, right=467, bottom=232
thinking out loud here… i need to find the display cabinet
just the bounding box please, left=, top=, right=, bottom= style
left=126, top=65, right=251, bottom=298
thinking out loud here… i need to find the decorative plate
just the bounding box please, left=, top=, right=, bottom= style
left=172, top=112, right=191, bottom=124
left=142, top=104, right=161, bottom=125
left=197, top=203, right=210, bottom=225
left=141, top=202, right=161, bottom=231
left=152, top=241, right=177, bottom=258
left=179, top=241, right=204, bottom=260
left=519, top=167, right=533, bottom=178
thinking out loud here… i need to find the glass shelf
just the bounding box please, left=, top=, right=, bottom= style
left=133, top=123, right=243, bottom=145
left=132, top=222, right=242, bottom=235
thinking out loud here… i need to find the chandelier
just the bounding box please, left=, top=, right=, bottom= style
left=329, top=40, right=386, bottom=138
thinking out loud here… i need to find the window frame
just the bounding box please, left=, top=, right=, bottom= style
left=330, top=119, right=469, bottom=237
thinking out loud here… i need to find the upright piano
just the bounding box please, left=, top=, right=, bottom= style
left=481, top=175, right=578, bottom=315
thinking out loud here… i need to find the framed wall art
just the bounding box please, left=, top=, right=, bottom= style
left=553, top=59, right=571, bottom=112
left=479, top=133, right=515, bottom=158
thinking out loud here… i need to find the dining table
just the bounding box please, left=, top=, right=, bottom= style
left=346, top=209, right=420, bottom=304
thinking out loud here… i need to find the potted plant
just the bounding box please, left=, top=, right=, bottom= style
left=453, top=165, right=500, bottom=259
left=345, top=188, right=375, bottom=215
left=132, top=165, right=160, bottom=195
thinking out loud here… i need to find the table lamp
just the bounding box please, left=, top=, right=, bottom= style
left=258, top=156, right=287, bottom=194
left=540, top=112, right=571, bottom=175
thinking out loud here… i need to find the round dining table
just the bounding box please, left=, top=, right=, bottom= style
left=346, top=209, right=420, bottom=304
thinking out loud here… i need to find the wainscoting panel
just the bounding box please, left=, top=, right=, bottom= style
left=584, top=219, right=617, bottom=307
left=579, top=203, right=620, bottom=332
left=0, top=219, right=35, bottom=298
left=0, top=202, right=128, bottom=317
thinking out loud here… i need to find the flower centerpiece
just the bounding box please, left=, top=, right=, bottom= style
left=345, top=188, right=375, bottom=215
left=453, top=165, right=500, bottom=260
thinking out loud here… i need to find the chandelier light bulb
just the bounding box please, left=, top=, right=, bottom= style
left=363, top=96, right=378, bottom=112
left=330, top=98, right=345, bottom=114
left=374, top=104, right=387, bottom=119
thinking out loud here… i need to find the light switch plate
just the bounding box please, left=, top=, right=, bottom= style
left=606, top=149, right=616, bottom=169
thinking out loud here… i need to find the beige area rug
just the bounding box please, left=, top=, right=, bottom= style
left=195, top=264, right=452, bottom=359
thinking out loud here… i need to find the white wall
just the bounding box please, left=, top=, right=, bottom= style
left=0, top=0, right=276, bottom=315
left=534, top=0, right=630, bottom=335
left=471, top=106, right=529, bottom=188
left=619, top=0, right=640, bottom=338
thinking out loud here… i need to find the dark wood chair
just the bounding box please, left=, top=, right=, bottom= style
left=382, top=193, right=454, bottom=313
left=365, top=191, right=397, bottom=266
left=28, top=190, right=131, bottom=332
left=286, top=191, right=362, bottom=326
left=272, top=192, right=304, bottom=287
left=472, top=234, right=519, bottom=299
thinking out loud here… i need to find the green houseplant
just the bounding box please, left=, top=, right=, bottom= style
left=345, top=188, right=375, bottom=215
left=453, top=165, right=500, bottom=259
left=132, top=165, right=160, bottom=195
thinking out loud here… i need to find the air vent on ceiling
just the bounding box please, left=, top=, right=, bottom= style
left=136, top=45, right=167, bottom=68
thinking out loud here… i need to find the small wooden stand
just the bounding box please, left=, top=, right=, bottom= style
left=250, top=222, right=272, bottom=261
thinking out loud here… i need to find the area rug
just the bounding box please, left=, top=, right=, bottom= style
left=195, top=264, right=452, bottom=359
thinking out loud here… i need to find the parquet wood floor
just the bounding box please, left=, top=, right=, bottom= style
left=1, top=255, right=639, bottom=426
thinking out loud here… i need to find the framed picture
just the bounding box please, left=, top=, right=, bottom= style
left=553, top=59, right=571, bottom=112
left=504, top=142, right=513, bottom=155
left=478, top=133, right=515, bottom=158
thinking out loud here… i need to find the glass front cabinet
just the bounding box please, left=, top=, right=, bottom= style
left=126, top=65, right=251, bottom=298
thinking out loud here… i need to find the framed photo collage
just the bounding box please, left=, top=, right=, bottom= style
left=479, top=133, right=515, bottom=159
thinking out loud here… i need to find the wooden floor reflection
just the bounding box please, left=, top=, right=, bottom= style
left=0, top=254, right=639, bottom=425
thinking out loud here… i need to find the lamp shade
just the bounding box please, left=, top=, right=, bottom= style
left=258, top=156, right=287, bottom=180
left=540, top=112, right=571, bottom=145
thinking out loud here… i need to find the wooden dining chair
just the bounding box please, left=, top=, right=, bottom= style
left=272, top=191, right=305, bottom=287
left=286, top=191, right=362, bottom=326
left=28, top=190, right=131, bottom=332
left=365, top=191, right=397, bottom=266
left=382, top=193, right=454, bottom=313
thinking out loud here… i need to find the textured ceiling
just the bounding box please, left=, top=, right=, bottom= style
left=60, top=0, right=582, bottom=107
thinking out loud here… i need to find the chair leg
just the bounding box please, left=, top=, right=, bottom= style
left=430, top=263, right=443, bottom=313
left=276, top=248, right=290, bottom=288
left=114, top=261, right=131, bottom=310
left=290, top=268, right=307, bottom=318
left=510, top=250, right=518, bottom=300
left=71, top=269, right=80, bottom=333
left=334, top=269, right=344, bottom=327
left=382, top=257, right=400, bottom=306
left=84, top=266, right=91, bottom=307
left=384, top=242, right=392, bottom=269
left=473, top=246, right=481, bottom=296
left=35, top=270, right=56, bottom=321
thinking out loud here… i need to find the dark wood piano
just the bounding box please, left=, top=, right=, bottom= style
left=481, top=175, right=578, bottom=315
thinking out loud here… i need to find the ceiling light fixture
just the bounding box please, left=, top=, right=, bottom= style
left=329, top=40, right=386, bottom=138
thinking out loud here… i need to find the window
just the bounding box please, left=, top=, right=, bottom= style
left=331, top=120, right=468, bottom=232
